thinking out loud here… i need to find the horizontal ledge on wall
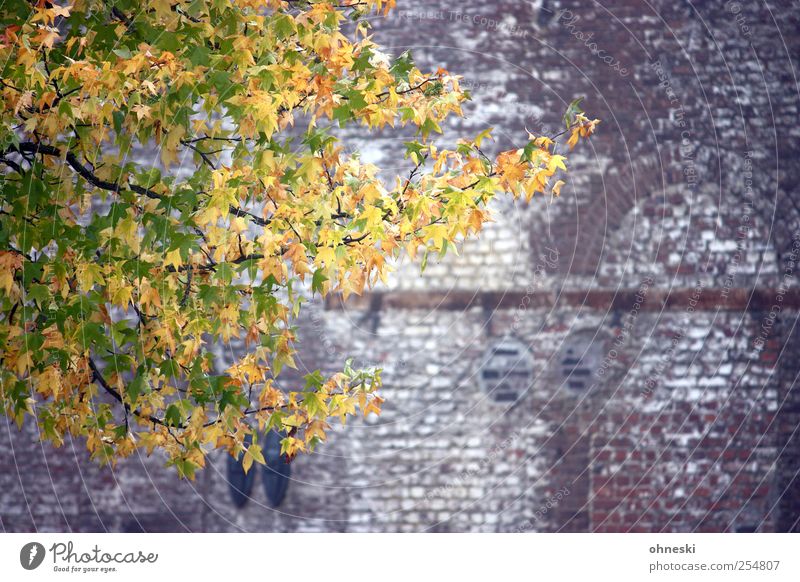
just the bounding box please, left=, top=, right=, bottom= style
left=324, top=287, right=800, bottom=313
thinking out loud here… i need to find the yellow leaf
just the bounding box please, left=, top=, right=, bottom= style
left=364, top=395, right=384, bottom=417
left=241, top=449, right=254, bottom=474
left=115, top=216, right=141, bottom=254
left=567, top=129, right=580, bottom=150
left=76, top=263, right=105, bottom=292
left=474, top=127, right=493, bottom=148
left=16, top=351, right=33, bottom=375
left=112, top=285, right=133, bottom=308
left=246, top=443, right=265, bottom=471
left=51, top=4, right=72, bottom=19
left=164, top=248, right=183, bottom=270
left=139, top=280, right=162, bottom=309
left=467, top=209, right=485, bottom=233
left=314, top=245, right=336, bottom=267
left=548, top=155, right=567, bottom=173
left=0, top=270, right=16, bottom=295
left=534, top=136, right=554, bottom=150
left=132, top=104, right=151, bottom=121
left=34, top=26, right=60, bottom=49
left=36, top=366, right=62, bottom=398
left=305, top=420, right=328, bottom=442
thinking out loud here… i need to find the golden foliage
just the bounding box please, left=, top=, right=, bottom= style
left=0, top=0, right=596, bottom=478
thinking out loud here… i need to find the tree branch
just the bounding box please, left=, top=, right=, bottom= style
left=5, top=141, right=273, bottom=227
left=89, top=357, right=168, bottom=429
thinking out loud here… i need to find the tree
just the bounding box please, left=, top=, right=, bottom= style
left=0, top=0, right=598, bottom=478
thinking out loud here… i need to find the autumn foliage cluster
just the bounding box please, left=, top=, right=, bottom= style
left=0, top=0, right=597, bottom=477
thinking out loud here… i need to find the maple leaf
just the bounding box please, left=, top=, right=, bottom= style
left=548, top=155, right=567, bottom=173
left=33, top=26, right=60, bottom=49
left=363, top=395, right=384, bottom=417
left=51, top=4, right=73, bottom=19
left=242, top=442, right=265, bottom=474
left=111, top=285, right=133, bottom=308
left=164, top=248, right=183, bottom=271
left=305, top=420, right=328, bottom=443
left=568, top=128, right=580, bottom=150
left=314, top=245, right=337, bottom=267
left=132, top=104, right=151, bottom=121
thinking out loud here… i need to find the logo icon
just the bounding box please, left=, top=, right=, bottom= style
left=20, top=542, right=46, bottom=570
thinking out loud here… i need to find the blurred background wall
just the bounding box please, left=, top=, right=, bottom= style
left=2, top=0, right=800, bottom=532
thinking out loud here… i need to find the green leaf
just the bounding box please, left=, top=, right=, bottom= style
left=128, top=373, right=148, bottom=405
left=352, top=46, right=373, bottom=72
left=188, top=45, right=210, bottom=67
left=219, top=387, right=245, bottom=412
left=521, top=141, right=537, bottom=163
left=160, top=359, right=180, bottom=379
left=304, top=369, right=325, bottom=391
left=273, top=14, right=295, bottom=39
left=112, top=48, right=132, bottom=59
left=333, top=104, right=351, bottom=125
left=27, top=284, right=50, bottom=307
left=311, top=269, right=328, bottom=295
left=423, top=81, right=443, bottom=97
left=346, top=89, right=368, bottom=110
left=404, top=140, right=426, bottom=161
left=419, top=118, right=442, bottom=139
left=215, top=262, right=235, bottom=285
left=563, top=96, right=585, bottom=130
left=390, top=50, right=415, bottom=82
left=165, top=405, right=183, bottom=427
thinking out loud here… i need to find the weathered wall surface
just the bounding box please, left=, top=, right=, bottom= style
left=318, top=303, right=786, bottom=532
left=2, top=0, right=800, bottom=532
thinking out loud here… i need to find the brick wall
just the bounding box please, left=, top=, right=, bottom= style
left=2, top=0, right=799, bottom=532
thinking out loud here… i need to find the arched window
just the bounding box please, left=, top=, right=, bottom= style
left=557, top=330, right=605, bottom=391
left=479, top=338, right=534, bottom=403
